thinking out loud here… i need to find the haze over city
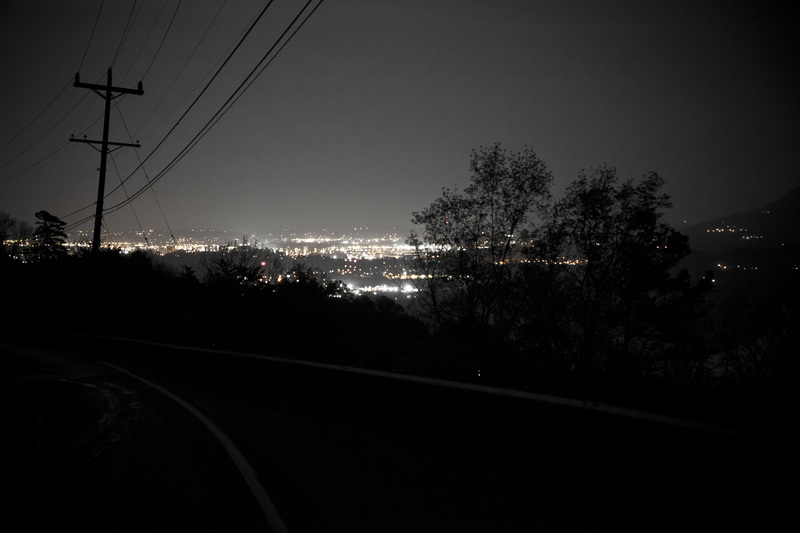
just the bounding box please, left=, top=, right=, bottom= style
left=1, top=0, right=797, bottom=239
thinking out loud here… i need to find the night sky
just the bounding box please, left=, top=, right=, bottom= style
left=1, top=0, right=798, bottom=239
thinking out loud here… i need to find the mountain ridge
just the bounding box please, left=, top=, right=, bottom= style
left=683, top=186, right=800, bottom=253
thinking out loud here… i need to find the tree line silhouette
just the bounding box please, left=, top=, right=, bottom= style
left=2, top=144, right=795, bottom=434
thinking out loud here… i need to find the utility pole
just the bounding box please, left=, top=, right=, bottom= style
left=71, top=68, right=143, bottom=253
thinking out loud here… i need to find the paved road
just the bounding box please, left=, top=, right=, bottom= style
left=1, top=332, right=790, bottom=531
left=1, top=340, right=269, bottom=531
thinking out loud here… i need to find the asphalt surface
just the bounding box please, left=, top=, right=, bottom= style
left=1, top=340, right=268, bottom=531
left=1, top=332, right=792, bottom=531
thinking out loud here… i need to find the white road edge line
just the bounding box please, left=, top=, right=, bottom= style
left=101, top=362, right=289, bottom=533
left=72, top=331, right=764, bottom=442
left=125, top=336, right=762, bottom=441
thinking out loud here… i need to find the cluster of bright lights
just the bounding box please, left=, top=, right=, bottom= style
left=284, top=242, right=414, bottom=260
left=347, top=283, right=417, bottom=296
left=717, top=263, right=759, bottom=271
left=524, top=257, right=587, bottom=266
left=704, top=225, right=764, bottom=241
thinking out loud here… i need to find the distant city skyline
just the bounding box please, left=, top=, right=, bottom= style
left=2, top=1, right=798, bottom=239
left=64, top=181, right=798, bottom=247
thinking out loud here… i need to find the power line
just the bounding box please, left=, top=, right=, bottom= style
left=132, top=0, right=230, bottom=140
left=213, top=0, right=327, bottom=133
left=60, top=0, right=231, bottom=230
left=0, top=77, right=72, bottom=154
left=78, top=0, right=105, bottom=72
left=70, top=69, right=144, bottom=252
left=115, top=101, right=177, bottom=245
left=64, top=0, right=325, bottom=230
left=0, top=2, right=103, bottom=156
left=0, top=90, right=103, bottom=203
left=108, top=150, right=149, bottom=246
left=98, top=0, right=279, bottom=201
left=65, top=211, right=96, bottom=232
left=4, top=166, right=96, bottom=219
left=0, top=89, right=91, bottom=173
left=0, top=72, right=106, bottom=184
left=139, top=0, right=183, bottom=81
left=0, top=142, right=71, bottom=195
left=111, top=0, right=140, bottom=67
left=104, top=0, right=325, bottom=217
left=119, top=0, right=170, bottom=84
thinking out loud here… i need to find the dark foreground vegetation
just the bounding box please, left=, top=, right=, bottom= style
left=2, top=146, right=797, bottom=439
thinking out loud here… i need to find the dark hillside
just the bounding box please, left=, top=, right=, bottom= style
left=684, top=186, right=800, bottom=253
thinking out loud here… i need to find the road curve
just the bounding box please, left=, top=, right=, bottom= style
left=3, top=331, right=791, bottom=531
left=102, top=361, right=289, bottom=533
left=1, top=339, right=275, bottom=532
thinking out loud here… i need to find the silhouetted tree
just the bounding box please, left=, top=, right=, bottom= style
left=282, top=262, right=348, bottom=299
left=260, top=254, right=285, bottom=285
left=32, top=210, right=67, bottom=262
left=201, top=244, right=281, bottom=292
left=1, top=211, right=32, bottom=261
left=179, top=264, right=199, bottom=285
left=407, top=143, right=552, bottom=336
left=525, top=166, right=712, bottom=392
left=0, top=212, right=14, bottom=251
left=711, top=273, right=797, bottom=404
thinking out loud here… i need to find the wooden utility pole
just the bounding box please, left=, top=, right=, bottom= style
left=71, top=68, right=143, bottom=252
